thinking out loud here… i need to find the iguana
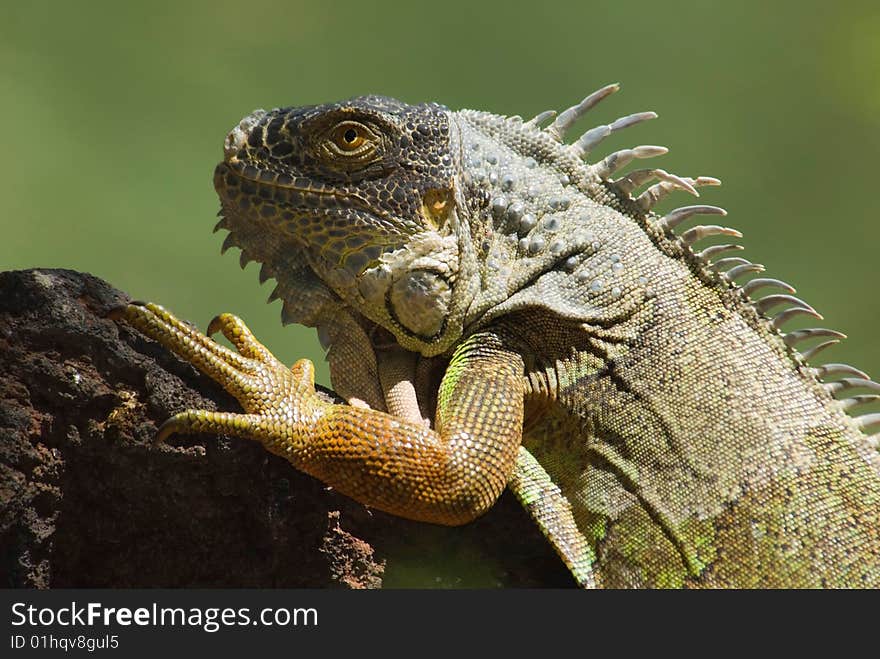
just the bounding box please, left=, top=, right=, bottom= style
left=117, top=85, right=880, bottom=588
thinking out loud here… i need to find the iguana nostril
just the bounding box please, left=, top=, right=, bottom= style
left=224, top=108, right=267, bottom=160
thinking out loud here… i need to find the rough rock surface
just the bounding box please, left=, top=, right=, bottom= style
left=0, top=269, right=570, bottom=588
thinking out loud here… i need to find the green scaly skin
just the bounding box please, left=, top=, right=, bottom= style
left=120, top=88, right=880, bottom=587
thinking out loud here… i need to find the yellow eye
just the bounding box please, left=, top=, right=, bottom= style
left=323, top=120, right=378, bottom=163
left=331, top=122, right=368, bottom=152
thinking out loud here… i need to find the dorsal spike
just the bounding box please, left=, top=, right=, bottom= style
left=618, top=169, right=698, bottom=197
left=267, top=285, right=281, bottom=304
left=724, top=262, right=765, bottom=280
left=649, top=170, right=698, bottom=197
left=742, top=278, right=796, bottom=297
left=633, top=147, right=669, bottom=159
left=615, top=168, right=657, bottom=194
left=680, top=225, right=742, bottom=246
left=637, top=176, right=721, bottom=211
left=592, top=145, right=668, bottom=180
left=754, top=294, right=815, bottom=315
left=239, top=250, right=252, bottom=270
left=572, top=125, right=611, bottom=157
left=824, top=378, right=880, bottom=395
left=546, top=83, right=620, bottom=142
left=812, top=363, right=870, bottom=381
left=710, top=257, right=750, bottom=272
left=660, top=205, right=727, bottom=231
left=698, top=244, right=745, bottom=262
left=637, top=182, right=677, bottom=211
left=524, top=109, right=556, bottom=128
left=572, top=111, right=658, bottom=158
left=855, top=413, right=880, bottom=433
left=801, top=340, right=840, bottom=362
left=609, top=111, right=657, bottom=132
left=783, top=328, right=847, bottom=347
left=213, top=217, right=229, bottom=233
left=839, top=395, right=880, bottom=411
left=771, top=306, right=823, bottom=328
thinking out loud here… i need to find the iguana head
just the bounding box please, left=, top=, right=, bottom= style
left=215, top=95, right=479, bottom=355
left=214, top=91, right=695, bottom=357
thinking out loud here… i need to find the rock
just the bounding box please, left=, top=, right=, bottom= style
left=0, top=269, right=571, bottom=588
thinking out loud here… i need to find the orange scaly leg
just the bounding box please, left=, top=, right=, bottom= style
left=118, top=303, right=525, bottom=526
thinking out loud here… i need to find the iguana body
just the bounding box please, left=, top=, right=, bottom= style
left=120, top=86, right=880, bottom=587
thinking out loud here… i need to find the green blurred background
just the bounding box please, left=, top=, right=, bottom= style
left=2, top=0, right=878, bottom=586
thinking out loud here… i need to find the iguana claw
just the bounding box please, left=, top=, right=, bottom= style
left=119, top=302, right=326, bottom=448
left=116, top=302, right=526, bottom=527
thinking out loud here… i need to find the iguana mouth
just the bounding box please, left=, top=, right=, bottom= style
left=219, top=159, right=346, bottom=198
left=213, top=160, right=407, bottom=248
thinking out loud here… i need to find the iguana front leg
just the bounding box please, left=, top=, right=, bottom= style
left=366, top=332, right=597, bottom=586
left=119, top=303, right=524, bottom=526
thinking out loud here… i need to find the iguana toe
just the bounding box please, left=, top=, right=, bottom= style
left=121, top=302, right=326, bottom=448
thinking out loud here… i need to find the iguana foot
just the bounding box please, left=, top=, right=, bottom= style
left=116, top=302, right=525, bottom=525
left=118, top=302, right=326, bottom=448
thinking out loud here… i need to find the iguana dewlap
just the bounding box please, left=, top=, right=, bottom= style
left=119, top=87, right=880, bottom=587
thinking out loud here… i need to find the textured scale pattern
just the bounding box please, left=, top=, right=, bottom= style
left=120, top=86, right=880, bottom=587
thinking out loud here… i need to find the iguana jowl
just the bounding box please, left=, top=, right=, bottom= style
left=119, top=85, right=880, bottom=587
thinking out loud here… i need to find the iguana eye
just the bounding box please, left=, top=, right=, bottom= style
left=328, top=121, right=375, bottom=158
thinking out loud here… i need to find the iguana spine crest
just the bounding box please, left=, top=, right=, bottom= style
left=514, top=84, right=879, bottom=446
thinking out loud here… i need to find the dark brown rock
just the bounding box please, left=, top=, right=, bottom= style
left=0, top=269, right=571, bottom=588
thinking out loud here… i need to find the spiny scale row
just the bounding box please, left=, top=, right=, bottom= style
left=528, top=84, right=878, bottom=444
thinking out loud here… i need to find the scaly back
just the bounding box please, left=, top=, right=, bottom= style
left=449, top=85, right=880, bottom=586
